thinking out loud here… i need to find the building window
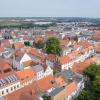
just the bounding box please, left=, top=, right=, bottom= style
left=17, top=85, right=19, bottom=88
left=11, top=87, right=13, bottom=91
left=3, top=68, right=11, bottom=73
left=14, top=86, right=16, bottom=90
left=6, top=89, right=9, bottom=93
left=2, top=91, right=4, bottom=95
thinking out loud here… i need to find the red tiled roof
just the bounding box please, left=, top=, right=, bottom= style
left=47, top=54, right=57, bottom=62
left=28, top=48, right=45, bottom=61
left=72, top=59, right=95, bottom=74
left=34, top=35, right=43, bottom=43
left=0, top=39, right=11, bottom=48
left=0, top=59, right=11, bottom=70
left=92, top=31, right=100, bottom=40
left=14, top=42, right=24, bottom=49
left=7, top=83, right=38, bottom=100
left=64, top=81, right=77, bottom=96
left=37, top=75, right=54, bottom=92
left=0, top=47, right=4, bottom=52
left=23, top=60, right=33, bottom=67
left=58, top=56, right=71, bottom=64
left=15, top=67, right=36, bottom=81
left=78, top=41, right=93, bottom=48
left=55, top=76, right=65, bottom=86
left=68, top=50, right=80, bottom=59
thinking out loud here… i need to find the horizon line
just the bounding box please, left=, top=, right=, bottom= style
left=0, top=16, right=100, bottom=19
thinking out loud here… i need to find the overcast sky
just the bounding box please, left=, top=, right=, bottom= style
left=0, top=0, right=99, bottom=18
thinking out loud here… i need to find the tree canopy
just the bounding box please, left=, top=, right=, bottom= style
left=44, top=37, right=61, bottom=56
left=24, top=41, right=30, bottom=46
left=77, top=64, right=100, bottom=100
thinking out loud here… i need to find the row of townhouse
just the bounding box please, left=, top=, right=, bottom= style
left=0, top=59, right=21, bottom=97
left=56, top=45, right=95, bottom=71
left=49, top=70, right=85, bottom=100
left=0, top=56, right=53, bottom=97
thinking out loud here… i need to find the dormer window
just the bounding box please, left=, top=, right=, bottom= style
left=51, top=80, right=55, bottom=84
left=3, top=68, right=11, bottom=73
left=26, top=76, right=29, bottom=79
left=21, top=78, right=24, bottom=81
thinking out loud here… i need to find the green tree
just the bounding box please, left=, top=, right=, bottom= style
left=44, top=37, right=61, bottom=56
left=78, top=64, right=100, bottom=100
left=92, top=76, right=100, bottom=95
left=84, top=64, right=97, bottom=81
left=77, top=90, right=95, bottom=100
left=24, top=41, right=30, bottom=46
left=42, top=95, right=51, bottom=100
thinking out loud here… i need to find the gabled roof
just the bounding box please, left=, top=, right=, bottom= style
left=15, top=67, right=36, bottom=81
left=55, top=76, right=65, bottom=86
left=58, top=56, right=71, bottom=64
left=7, top=82, right=37, bottom=100
left=68, top=50, right=80, bottom=59
left=26, top=47, right=46, bottom=61
left=0, top=59, right=11, bottom=70
left=37, top=75, right=54, bottom=92
left=72, top=58, right=95, bottom=74
left=47, top=54, right=57, bottom=62
left=78, top=41, right=93, bottom=48
left=0, top=39, right=11, bottom=48
left=92, top=31, right=100, bottom=40
left=20, top=53, right=32, bottom=63
left=64, top=81, right=77, bottom=96
left=14, top=42, right=24, bottom=49
left=23, top=60, right=33, bottom=67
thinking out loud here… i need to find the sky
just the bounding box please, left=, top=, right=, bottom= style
left=0, top=0, right=100, bottom=18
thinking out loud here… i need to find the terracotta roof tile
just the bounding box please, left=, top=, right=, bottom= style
left=72, top=59, right=95, bottom=74
left=23, top=60, right=33, bottom=67
left=37, top=75, right=54, bottom=92
left=0, top=59, right=11, bottom=70
left=15, top=67, right=36, bottom=81
left=78, top=41, right=93, bottom=48
left=0, top=47, right=4, bottom=52
left=64, top=81, right=77, bottom=96
left=55, top=76, right=65, bottom=86
left=47, top=54, right=57, bottom=62
left=58, top=56, right=71, bottom=65
left=34, top=35, right=43, bottom=43
left=92, top=31, right=100, bottom=40
left=7, top=82, right=37, bottom=100
left=14, top=42, right=24, bottom=49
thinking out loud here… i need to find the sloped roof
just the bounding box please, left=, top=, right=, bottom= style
left=7, top=82, right=38, bottom=100
left=37, top=75, right=54, bottom=92
left=72, top=58, right=95, bottom=74
left=0, top=59, right=11, bottom=70
left=15, top=67, right=36, bottom=81
left=58, top=56, right=71, bottom=64
left=64, top=81, right=77, bottom=96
